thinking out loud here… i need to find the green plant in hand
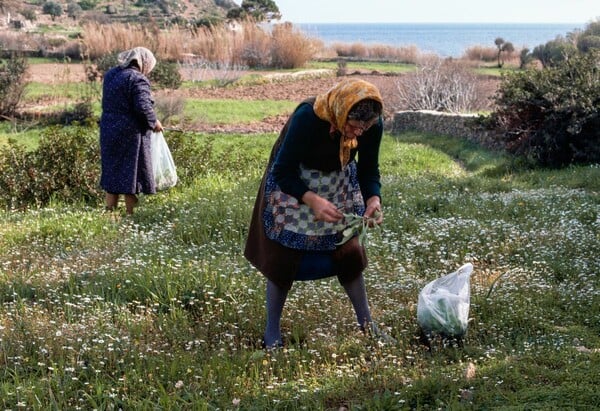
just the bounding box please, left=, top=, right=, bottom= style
left=336, top=210, right=382, bottom=246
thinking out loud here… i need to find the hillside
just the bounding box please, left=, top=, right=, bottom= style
left=0, top=0, right=240, bottom=31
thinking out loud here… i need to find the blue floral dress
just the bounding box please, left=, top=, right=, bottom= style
left=99, top=66, right=157, bottom=195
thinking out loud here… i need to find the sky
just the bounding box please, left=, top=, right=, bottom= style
left=270, top=0, right=600, bottom=24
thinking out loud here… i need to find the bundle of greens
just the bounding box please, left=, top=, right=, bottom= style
left=336, top=210, right=382, bottom=246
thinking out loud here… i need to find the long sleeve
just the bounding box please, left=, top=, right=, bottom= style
left=271, top=104, right=327, bottom=201
left=356, top=117, right=383, bottom=201
left=130, top=74, right=157, bottom=131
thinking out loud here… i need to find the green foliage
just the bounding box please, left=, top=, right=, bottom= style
left=531, top=36, right=578, bottom=67
left=77, top=0, right=98, bottom=10
left=577, top=35, right=600, bottom=53
left=226, top=0, right=281, bottom=22
left=489, top=52, right=600, bottom=167
left=0, top=54, right=28, bottom=117
left=0, top=125, right=101, bottom=210
left=150, top=61, right=182, bottom=89
left=578, top=19, right=600, bottom=53
left=42, top=1, right=63, bottom=20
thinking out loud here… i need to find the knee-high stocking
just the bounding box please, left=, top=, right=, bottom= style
left=340, top=274, right=372, bottom=329
left=264, top=279, right=289, bottom=347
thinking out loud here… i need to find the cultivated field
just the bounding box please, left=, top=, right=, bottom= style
left=0, top=58, right=598, bottom=410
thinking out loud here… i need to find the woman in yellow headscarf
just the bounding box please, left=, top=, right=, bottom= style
left=245, top=78, right=391, bottom=348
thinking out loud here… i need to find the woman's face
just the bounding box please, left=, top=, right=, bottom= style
left=343, top=118, right=377, bottom=139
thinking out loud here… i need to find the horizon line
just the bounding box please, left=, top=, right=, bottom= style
left=287, top=21, right=587, bottom=25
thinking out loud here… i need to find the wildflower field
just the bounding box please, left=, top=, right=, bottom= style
left=0, top=131, right=598, bottom=409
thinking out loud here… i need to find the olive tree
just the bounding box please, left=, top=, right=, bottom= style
left=43, top=1, right=63, bottom=20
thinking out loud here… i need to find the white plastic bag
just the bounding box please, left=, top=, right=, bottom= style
left=151, top=131, right=177, bottom=191
left=417, top=263, right=473, bottom=337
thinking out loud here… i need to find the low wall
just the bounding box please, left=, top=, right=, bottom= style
left=392, top=110, right=501, bottom=149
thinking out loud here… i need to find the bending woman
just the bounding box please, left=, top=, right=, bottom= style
left=245, top=78, right=387, bottom=347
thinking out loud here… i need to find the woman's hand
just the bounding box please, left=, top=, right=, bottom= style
left=302, top=191, right=343, bottom=223
left=364, top=196, right=383, bottom=226
left=153, top=119, right=163, bottom=132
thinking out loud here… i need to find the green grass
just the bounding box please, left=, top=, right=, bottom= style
left=0, top=123, right=44, bottom=149
left=307, top=60, right=416, bottom=73
left=24, top=81, right=98, bottom=103
left=0, top=130, right=598, bottom=409
left=180, top=98, right=298, bottom=125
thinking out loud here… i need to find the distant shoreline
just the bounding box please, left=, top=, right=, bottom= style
left=294, top=22, right=583, bottom=57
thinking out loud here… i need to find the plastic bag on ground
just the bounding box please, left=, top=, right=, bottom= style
left=151, top=131, right=178, bottom=191
left=417, top=263, right=473, bottom=338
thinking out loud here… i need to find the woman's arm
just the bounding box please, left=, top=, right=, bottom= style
left=271, top=104, right=315, bottom=201
left=130, top=73, right=158, bottom=131
left=357, top=117, right=383, bottom=200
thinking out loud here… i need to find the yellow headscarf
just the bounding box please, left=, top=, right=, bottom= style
left=118, top=46, right=157, bottom=76
left=313, top=78, right=383, bottom=167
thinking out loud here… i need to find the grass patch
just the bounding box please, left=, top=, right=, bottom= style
left=24, top=82, right=97, bottom=103
left=0, top=131, right=598, bottom=409
left=180, top=99, right=297, bottom=124
left=0, top=123, right=44, bottom=149
left=307, top=60, right=415, bottom=73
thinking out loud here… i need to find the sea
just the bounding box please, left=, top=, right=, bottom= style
left=295, top=23, right=584, bottom=57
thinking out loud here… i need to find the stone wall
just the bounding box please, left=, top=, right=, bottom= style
left=392, top=110, right=502, bottom=149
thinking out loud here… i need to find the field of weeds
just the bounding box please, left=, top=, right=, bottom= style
left=0, top=129, right=598, bottom=409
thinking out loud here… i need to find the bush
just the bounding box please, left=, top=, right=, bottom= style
left=0, top=125, right=102, bottom=210
left=488, top=52, right=600, bottom=167
left=149, top=61, right=182, bottom=89
left=394, top=56, right=480, bottom=113
left=78, top=0, right=98, bottom=11
left=0, top=54, right=28, bottom=117
left=531, top=37, right=578, bottom=67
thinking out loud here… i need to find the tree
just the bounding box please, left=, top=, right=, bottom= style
left=226, top=0, right=281, bottom=22
left=494, top=37, right=514, bottom=68
left=67, top=2, right=83, bottom=20
left=43, top=1, right=63, bottom=20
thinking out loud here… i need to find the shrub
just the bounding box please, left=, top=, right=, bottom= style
left=78, top=0, right=98, bottom=10
left=488, top=52, right=600, bottom=167
left=463, top=45, right=497, bottom=62
left=150, top=61, right=182, bottom=89
left=0, top=54, right=28, bottom=117
left=531, top=36, right=578, bottom=67
left=394, top=56, right=480, bottom=113
left=21, top=8, right=37, bottom=21
left=154, top=91, right=186, bottom=125
left=0, top=125, right=102, bottom=210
